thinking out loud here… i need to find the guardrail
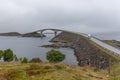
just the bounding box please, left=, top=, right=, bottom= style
left=80, top=33, right=120, bottom=57
left=59, top=31, right=120, bottom=58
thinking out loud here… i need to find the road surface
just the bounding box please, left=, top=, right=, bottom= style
left=75, top=32, right=120, bottom=56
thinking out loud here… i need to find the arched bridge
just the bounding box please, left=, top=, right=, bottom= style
left=29, top=28, right=120, bottom=57
left=32, top=28, right=65, bottom=36
left=26, top=28, right=120, bottom=68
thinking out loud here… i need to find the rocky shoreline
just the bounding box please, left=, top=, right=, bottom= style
left=41, top=42, right=70, bottom=48
left=41, top=31, right=119, bottom=69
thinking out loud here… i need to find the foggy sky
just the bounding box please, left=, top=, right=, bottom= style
left=0, top=0, right=119, bottom=33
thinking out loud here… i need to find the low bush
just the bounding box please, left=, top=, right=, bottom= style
left=21, top=57, right=28, bottom=63
left=29, top=58, right=42, bottom=63
left=46, top=49, right=65, bottom=62
left=3, top=49, right=14, bottom=61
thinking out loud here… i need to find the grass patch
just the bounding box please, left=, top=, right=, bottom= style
left=7, top=70, right=29, bottom=80
left=0, top=62, right=112, bottom=80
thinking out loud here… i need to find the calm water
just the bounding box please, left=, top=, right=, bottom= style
left=0, top=34, right=78, bottom=65
left=1, top=32, right=119, bottom=65
left=92, top=32, right=120, bottom=40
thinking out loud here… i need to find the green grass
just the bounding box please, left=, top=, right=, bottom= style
left=103, top=40, right=119, bottom=44
left=108, top=62, right=120, bottom=80
left=0, top=62, right=111, bottom=80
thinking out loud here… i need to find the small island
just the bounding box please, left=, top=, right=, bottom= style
left=0, top=32, right=21, bottom=36
left=0, top=32, right=46, bottom=38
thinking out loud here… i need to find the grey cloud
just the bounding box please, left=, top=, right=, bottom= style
left=0, top=0, right=119, bottom=33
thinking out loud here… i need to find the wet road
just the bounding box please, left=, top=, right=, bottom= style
left=75, top=32, right=120, bottom=56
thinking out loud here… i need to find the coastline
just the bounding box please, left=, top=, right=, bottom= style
left=41, top=31, right=119, bottom=69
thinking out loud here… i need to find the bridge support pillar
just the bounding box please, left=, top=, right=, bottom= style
left=40, top=31, right=44, bottom=38
left=54, top=31, right=57, bottom=37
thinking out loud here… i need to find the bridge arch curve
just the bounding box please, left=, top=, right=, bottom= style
left=33, top=28, right=65, bottom=37
left=35, top=28, right=64, bottom=33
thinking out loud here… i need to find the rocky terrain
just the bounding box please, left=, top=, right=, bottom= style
left=46, top=31, right=119, bottom=69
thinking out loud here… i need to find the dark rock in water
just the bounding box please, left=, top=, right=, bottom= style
left=41, top=44, right=61, bottom=48
left=41, top=42, right=70, bottom=48
left=0, top=32, right=21, bottom=36
left=22, top=32, right=46, bottom=37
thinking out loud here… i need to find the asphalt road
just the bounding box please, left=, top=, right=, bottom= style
left=81, top=33, right=120, bottom=56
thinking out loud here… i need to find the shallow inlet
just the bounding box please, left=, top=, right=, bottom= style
left=0, top=34, right=78, bottom=65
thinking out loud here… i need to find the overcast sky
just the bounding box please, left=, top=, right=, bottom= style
left=0, top=0, right=119, bottom=33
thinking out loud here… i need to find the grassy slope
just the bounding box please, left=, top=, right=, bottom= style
left=0, top=62, right=112, bottom=80
left=109, top=62, right=120, bottom=80
left=103, top=40, right=120, bottom=48
left=102, top=40, right=120, bottom=79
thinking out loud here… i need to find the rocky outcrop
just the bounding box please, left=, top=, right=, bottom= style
left=41, top=42, right=70, bottom=48
left=50, top=31, right=119, bottom=69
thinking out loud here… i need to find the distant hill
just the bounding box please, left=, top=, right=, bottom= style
left=0, top=32, right=21, bottom=36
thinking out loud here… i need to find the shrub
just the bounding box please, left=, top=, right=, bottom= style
left=14, top=55, right=18, bottom=61
left=29, top=58, right=42, bottom=63
left=3, top=49, right=14, bottom=61
left=21, top=57, right=28, bottom=63
left=0, top=50, right=3, bottom=60
left=46, top=49, right=65, bottom=62
left=19, top=57, right=23, bottom=62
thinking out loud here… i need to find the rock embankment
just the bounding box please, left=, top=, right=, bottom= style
left=49, top=31, right=119, bottom=69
